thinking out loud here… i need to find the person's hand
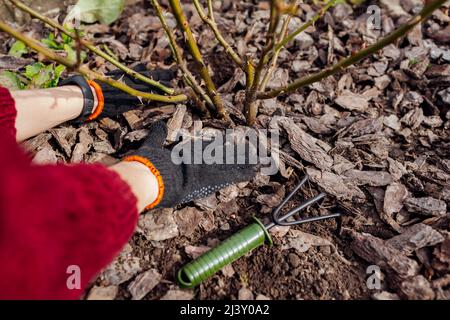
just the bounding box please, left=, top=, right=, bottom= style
left=59, top=65, right=174, bottom=122
left=123, top=121, right=256, bottom=210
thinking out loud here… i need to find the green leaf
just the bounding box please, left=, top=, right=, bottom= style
left=25, top=62, right=44, bottom=80
left=64, top=44, right=77, bottom=64
left=0, top=71, right=23, bottom=90
left=55, top=64, right=66, bottom=79
left=51, top=64, right=66, bottom=87
left=8, top=41, right=28, bottom=58
left=80, top=51, right=87, bottom=63
left=33, top=64, right=54, bottom=88
left=61, top=32, right=73, bottom=45
left=66, top=0, right=125, bottom=25
left=42, top=33, right=63, bottom=50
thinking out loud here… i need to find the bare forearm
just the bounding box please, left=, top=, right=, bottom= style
left=11, top=85, right=97, bottom=142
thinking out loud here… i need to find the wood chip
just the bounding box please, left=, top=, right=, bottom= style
left=71, top=128, right=93, bottom=163
left=138, top=208, right=179, bottom=241
left=123, top=110, right=143, bottom=130
left=166, top=105, right=187, bottom=143
left=22, top=133, right=52, bottom=153
left=174, top=207, right=203, bottom=237
left=160, top=289, right=194, bottom=300
left=349, top=231, right=420, bottom=278
left=184, top=245, right=210, bottom=259
left=386, top=223, right=445, bottom=255
left=128, top=269, right=162, bottom=300
left=372, top=291, right=400, bottom=300
left=383, top=114, right=401, bottom=131
left=400, top=275, right=435, bottom=300
left=332, top=154, right=355, bottom=175
left=256, top=183, right=285, bottom=208
left=124, top=129, right=149, bottom=143
left=238, top=287, right=254, bottom=300
left=32, top=147, right=58, bottom=164
left=344, top=169, right=393, bottom=186
left=194, top=194, right=218, bottom=211
left=0, top=54, right=33, bottom=70
left=50, top=127, right=76, bottom=157
left=86, top=285, right=118, bottom=300
left=404, top=197, right=447, bottom=217
left=221, top=264, right=235, bottom=278
left=101, top=257, right=142, bottom=286
left=99, top=117, right=121, bottom=132
left=307, top=167, right=365, bottom=202
left=279, top=118, right=333, bottom=170
left=217, top=185, right=239, bottom=203
left=387, top=158, right=407, bottom=181
left=384, top=182, right=409, bottom=218
left=283, top=229, right=333, bottom=253
left=93, top=140, right=115, bottom=154
left=335, top=90, right=369, bottom=112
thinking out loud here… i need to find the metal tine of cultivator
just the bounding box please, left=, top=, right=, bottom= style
left=269, top=176, right=342, bottom=228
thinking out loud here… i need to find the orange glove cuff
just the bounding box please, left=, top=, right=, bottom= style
left=87, top=80, right=105, bottom=121
left=122, top=155, right=165, bottom=210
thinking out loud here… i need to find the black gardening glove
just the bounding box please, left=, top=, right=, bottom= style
left=59, top=65, right=175, bottom=122
left=124, top=121, right=256, bottom=209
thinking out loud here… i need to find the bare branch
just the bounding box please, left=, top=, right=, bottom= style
left=207, top=0, right=215, bottom=21
left=73, top=28, right=82, bottom=71
left=271, top=0, right=339, bottom=56
left=0, top=20, right=188, bottom=104
left=192, top=0, right=244, bottom=69
left=7, top=0, right=175, bottom=95
left=259, top=0, right=300, bottom=92
left=150, top=0, right=211, bottom=115
left=258, top=0, right=448, bottom=100
left=244, top=0, right=283, bottom=125
left=168, top=0, right=230, bottom=122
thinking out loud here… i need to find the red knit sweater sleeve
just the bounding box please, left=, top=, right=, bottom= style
left=0, top=87, right=139, bottom=299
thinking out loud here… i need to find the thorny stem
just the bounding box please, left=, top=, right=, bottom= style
left=192, top=0, right=244, bottom=69
left=257, top=0, right=448, bottom=100
left=254, top=0, right=283, bottom=87
left=0, top=21, right=188, bottom=103
left=150, top=0, right=211, bottom=115
left=168, top=0, right=230, bottom=122
left=271, top=0, right=339, bottom=56
left=245, top=57, right=256, bottom=90
left=244, top=57, right=257, bottom=125
left=7, top=0, right=175, bottom=95
left=73, top=28, right=82, bottom=71
left=259, top=0, right=300, bottom=92
left=207, top=0, right=215, bottom=21
left=245, top=0, right=282, bottom=125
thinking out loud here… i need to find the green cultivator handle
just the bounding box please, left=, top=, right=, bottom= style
left=177, top=217, right=272, bottom=288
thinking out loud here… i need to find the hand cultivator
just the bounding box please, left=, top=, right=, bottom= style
left=177, top=176, right=343, bottom=288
